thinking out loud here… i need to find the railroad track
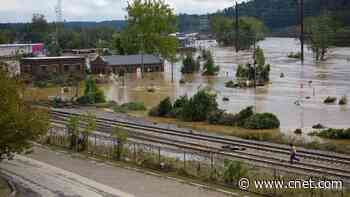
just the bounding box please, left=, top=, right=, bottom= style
left=50, top=109, right=350, bottom=181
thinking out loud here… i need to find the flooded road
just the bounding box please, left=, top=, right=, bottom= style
left=26, top=37, right=350, bottom=135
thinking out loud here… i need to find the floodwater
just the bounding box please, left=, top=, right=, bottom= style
left=102, top=38, right=350, bottom=131
left=27, top=37, right=350, bottom=137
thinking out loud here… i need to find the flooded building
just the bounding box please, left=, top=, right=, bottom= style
left=90, top=54, right=164, bottom=75
left=20, top=56, right=86, bottom=78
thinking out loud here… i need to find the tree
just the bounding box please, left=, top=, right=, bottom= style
left=122, top=0, right=178, bottom=59
left=77, top=76, right=106, bottom=104
left=80, top=113, right=96, bottom=151
left=25, top=14, right=50, bottom=43
left=210, top=15, right=267, bottom=50
left=0, top=70, right=48, bottom=161
left=181, top=53, right=199, bottom=74
left=149, top=97, right=173, bottom=117
left=223, top=160, right=248, bottom=186
left=112, top=126, right=128, bottom=161
left=236, top=47, right=270, bottom=84
left=202, top=51, right=219, bottom=76
left=66, top=115, right=80, bottom=151
left=181, top=90, right=218, bottom=122
left=305, top=14, right=335, bottom=61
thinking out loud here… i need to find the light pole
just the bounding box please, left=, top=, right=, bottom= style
left=235, top=0, right=239, bottom=53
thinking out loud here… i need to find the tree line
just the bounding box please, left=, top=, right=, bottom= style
left=0, top=0, right=178, bottom=60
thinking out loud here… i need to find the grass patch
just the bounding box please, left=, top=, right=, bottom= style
left=113, top=102, right=147, bottom=113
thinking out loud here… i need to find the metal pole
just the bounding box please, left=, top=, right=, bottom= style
left=253, top=37, right=257, bottom=113
left=171, top=61, right=174, bottom=83
left=300, top=0, right=304, bottom=63
left=235, top=0, right=239, bottom=53
left=141, top=34, right=144, bottom=79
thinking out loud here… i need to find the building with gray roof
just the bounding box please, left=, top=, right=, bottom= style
left=90, top=54, right=164, bottom=75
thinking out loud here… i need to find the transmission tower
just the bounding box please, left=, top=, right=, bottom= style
left=55, top=0, right=63, bottom=23
left=54, top=0, right=63, bottom=47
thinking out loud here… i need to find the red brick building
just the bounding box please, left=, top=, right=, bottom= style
left=90, top=54, right=164, bottom=75
left=20, top=56, right=86, bottom=78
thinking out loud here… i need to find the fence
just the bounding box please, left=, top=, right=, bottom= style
left=43, top=124, right=348, bottom=197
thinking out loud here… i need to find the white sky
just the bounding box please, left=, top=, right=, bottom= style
left=0, top=0, right=246, bottom=23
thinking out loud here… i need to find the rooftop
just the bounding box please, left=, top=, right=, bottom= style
left=100, top=54, right=163, bottom=66
left=0, top=43, right=43, bottom=48
left=22, top=56, right=85, bottom=60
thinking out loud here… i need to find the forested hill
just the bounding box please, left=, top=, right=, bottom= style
left=221, top=0, right=350, bottom=30
left=0, top=20, right=126, bottom=31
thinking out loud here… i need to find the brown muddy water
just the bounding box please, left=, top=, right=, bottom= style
left=26, top=37, right=350, bottom=140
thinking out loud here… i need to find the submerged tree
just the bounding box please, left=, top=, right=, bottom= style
left=305, top=14, right=335, bottom=61
left=0, top=70, right=49, bottom=161
left=181, top=53, right=200, bottom=74
left=202, top=51, right=219, bottom=76
left=235, top=46, right=270, bottom=84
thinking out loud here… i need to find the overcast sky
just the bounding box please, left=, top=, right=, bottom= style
left=0, top=0, right=242, bottom=23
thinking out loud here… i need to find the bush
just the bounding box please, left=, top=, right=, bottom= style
left=313, top=128, right=350, bottom=139
left=114, top=102, right=146, bottom=113
left=77, top=76, right=106, bottom=104
left=149, top=97, right=173, bottom=117
left=180, top=90, right=218, bottom=121
left=324, top=96, right=337, bottom=104
left=121, top=102, right=146, bottom=111
left=202, top=54, right=219, bottom=76
left=287, top=52, right=301, bottom=59
left=181, top=54, right=199, bottom=74
left=225, top=81, right=238, bottom=88
left=236, top=106, right=254, bottom=126
left=208, top=106, right=253, bottom=127
left=244, top=113, right=280, bottom=129
left=236, top=47, right=270, bottom=83
left=339, top=95, right=347, bottom=105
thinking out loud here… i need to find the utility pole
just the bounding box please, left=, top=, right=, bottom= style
left=234, top=0, right=239, bottom=53
left=140, top=34, right=144, bottom=79
left=55, top=0, right=63, bottom=46
left=253, top=36, right=257, bottom=113
left=171, top=61, right=174, bottom=83
left=300, top=0, right=304, bottom=63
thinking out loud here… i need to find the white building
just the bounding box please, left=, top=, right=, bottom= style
left=0, top=43, right=44, bottom=57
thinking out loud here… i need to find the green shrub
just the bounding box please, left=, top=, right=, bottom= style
left=324, top=96, right=337, bottom=104
left=180, top=90, right=218, bottom=121
left=121, top=102, right=146, bottom=111
left=149, top=97, right=173, bottom=117
left=339, top=95, right=347, bottom=105
left=223, top=160, right=248, bottom=186
left=181, top=53, right=199, bottom=74
left=313, top=128, right=350, bottom=139
left=236, top=47, right=270, bottom=83
left=225, top=81, right=237, bottom=88
left=173, top=95, right=189, bottom=109
left=236, top=106, right=254, bottom=126
left=208, top=106, right=254, bottom=127
left=77, top=76, right=106, bottom=104
left=202, top=53, right=219, bottom=76
left=244, top=113, right=280, bottom=129
left=287, top=52, right=301, bottom=59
